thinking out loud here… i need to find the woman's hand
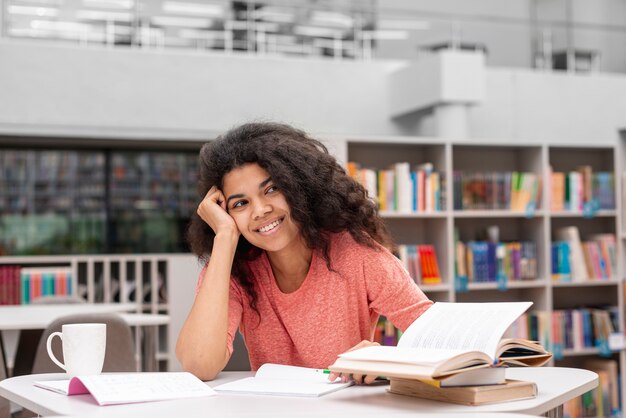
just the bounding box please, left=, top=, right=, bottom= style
left=197, top=186, right=240, bottom=238
left=328, top=340, right=381, bottom=385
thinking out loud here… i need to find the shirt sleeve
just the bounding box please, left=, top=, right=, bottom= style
left=362, top=245, right=433, bottom=332
left=195, top=265, right=244, bottom=357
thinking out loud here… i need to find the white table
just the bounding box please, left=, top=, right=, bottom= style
left=0, top=367, right=597, bottom=417
left=0, top=304, right=169, bottom=375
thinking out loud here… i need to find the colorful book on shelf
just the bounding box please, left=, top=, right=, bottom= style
left=213, top=364, right=353, bottom=397
left=389, top=378, right=537, bottom=406
left=34, top=372, right=215, bottom=406
left=328, top=302, right=552, bottom=381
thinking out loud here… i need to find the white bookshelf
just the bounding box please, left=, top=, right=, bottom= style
left=0, top=254, right=189, bottom=372
left=341, top=135, right=625, bottom=406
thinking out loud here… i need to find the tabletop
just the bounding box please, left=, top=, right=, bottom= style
left=0, top=367, right=598, bottom=417
left=0, top=303, right=140, bottom=330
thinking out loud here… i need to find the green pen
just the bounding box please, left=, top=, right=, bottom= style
left=316, top=369, right=331, bottom=374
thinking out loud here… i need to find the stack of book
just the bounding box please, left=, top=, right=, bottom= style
left=330, top=302, right=552, bottom=406
left=552, top=227, right=617, bottom=282
left=550, top=166, right=615, bottom=212
left=396, top=244, right=442, bottom=285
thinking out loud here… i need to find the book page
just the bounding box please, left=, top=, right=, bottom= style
left=255, top=364, right=331, bottom=383
left=213, top=364, right=352, bottom=397
left=78, top=373, right=215, bottom=405
left=397, top=302, right=532, bottom=361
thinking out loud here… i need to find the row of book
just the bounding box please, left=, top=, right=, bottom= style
left=452, top=171, right=541, bottom=211
left=550, top=166, right=615, bottom=212
left=346, top=161, right=444, bottom=213
left=373, top=317, right=400, bottom=346
left=0, top=266, right=73, bottom=305
left=563, top=359, right=620, bottom=418
left=551, top=308, right=618, bottom=352
left=552, top=227, right=617, bottom=282
left=455, top=240, right=538, bottom=283
left=396, top=244, right=442, bottom=285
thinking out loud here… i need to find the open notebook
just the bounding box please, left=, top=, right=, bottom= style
left=213, top=364, right=353, bottom=397
left=34, top=372, right=216, bottom=406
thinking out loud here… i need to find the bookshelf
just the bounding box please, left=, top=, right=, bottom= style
left=0, top=254, right=176, bottom=372
left=340, top=136, right=624, bottom=413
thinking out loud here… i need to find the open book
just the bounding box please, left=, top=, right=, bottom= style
left=329, top=302, right=551, bottom=381
left=34, top=372, right=216, bottom=406
left=213, top=364, right=353, bottom=397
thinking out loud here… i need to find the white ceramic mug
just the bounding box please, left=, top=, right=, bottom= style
left=46, top=323, right=106, bottom=378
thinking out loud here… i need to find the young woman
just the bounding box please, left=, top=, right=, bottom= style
left=176, top=122, right=432, bottom=383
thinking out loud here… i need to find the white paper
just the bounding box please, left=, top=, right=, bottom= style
left=397, top=302, right=532, bottom=360
left=214, top=364, right=352, bottom=397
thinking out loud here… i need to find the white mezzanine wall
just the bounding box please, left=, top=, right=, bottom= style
left=1, top=40, right=626, bottom=143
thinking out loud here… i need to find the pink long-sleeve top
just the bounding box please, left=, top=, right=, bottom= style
left=197, top=231, right=432, bottom=370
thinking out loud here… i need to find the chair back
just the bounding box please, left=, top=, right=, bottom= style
left=223, top=331, right=251, bottom=371
left=0, top=342, right=9, bottom=418
left=31, top=312, right=136, bottom=374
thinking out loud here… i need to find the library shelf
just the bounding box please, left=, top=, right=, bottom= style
left=550, top=210, right=617, bottom=218
left=344, top=135, right=625, bottom=410
left=466, top=280, right=547, bottom=291
left=419, top=284, right=450, bottom=292
left=453, top=210, right=546, bottom=218
left=551, top=279, right=621, bottom=288
left=380, top=212, right=446, bottom=219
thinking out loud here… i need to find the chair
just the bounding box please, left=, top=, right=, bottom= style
left=223, top=331, right=251, bottom=371
left=0, top=339, right=9, bottom=418
left=31, top=312, right=136, bottom=374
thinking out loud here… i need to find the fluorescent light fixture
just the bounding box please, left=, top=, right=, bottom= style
left=10, top=0, right=63, bottom=5
left=151, top=15, right=212, bottom=28
left=361, top=30, right=409, bottom=40
left=293, top=25, right=341, bottom=38
left=310, top=11, right=353, bottom=28
left=8, top=5, right=59, bottom=17
left=82, top=0, right=134, bottom=9
left=378, top=19, right=430, bottom=30
left=254, top=7, right=295, bottom=23
left=162, top=1, right=223, bottom=17
left=76, top=10, right=133, bottom=22
left=30, top=19, right=94, bottom=31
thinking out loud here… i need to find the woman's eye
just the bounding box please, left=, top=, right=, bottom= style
left=232, top=200, right=247, bottom=209
left=267, top=185, right=278, bottom=194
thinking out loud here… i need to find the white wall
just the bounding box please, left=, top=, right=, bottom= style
left=470, top=68, right=626, bottom=143
left=0, top=40, right=406, bottom=139
left=1, top=40, right=626, bottom=143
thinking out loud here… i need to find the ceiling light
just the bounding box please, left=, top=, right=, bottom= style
left=254, top=7, right=294, bottom=23
left=162, top=2, right=223, bottom=17
left=8, top=5, right=59, bottom=17
left=76, top=10, right=133, bottom=22
left=310, top=11, right=353, bottom=28
left=151, top=16, right=212, bottom=28
left=30, top=19, right=94, bottom=31
left=82, top=0, right=134, bottom=9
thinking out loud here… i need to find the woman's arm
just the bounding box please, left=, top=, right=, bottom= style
left=176, top=187, right=240, bottom=380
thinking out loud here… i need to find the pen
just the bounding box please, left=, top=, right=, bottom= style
left=315, top=369, right=331, bottom=374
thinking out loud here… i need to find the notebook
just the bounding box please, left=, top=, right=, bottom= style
left=34, top=372, right=216, bottom=405
left=213, top=363, right=353, bottom=397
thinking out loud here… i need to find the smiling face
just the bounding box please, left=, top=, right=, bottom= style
left=222, top=163, right=302, bottom=254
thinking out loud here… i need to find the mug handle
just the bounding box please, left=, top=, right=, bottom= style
left=46, top=332, right=66, bottom=371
